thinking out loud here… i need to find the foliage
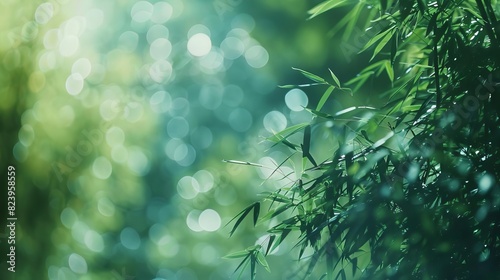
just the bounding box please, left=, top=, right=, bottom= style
left=227, top=0, right=500, bottom=279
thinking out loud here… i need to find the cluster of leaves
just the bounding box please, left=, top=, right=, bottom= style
left=227, top=0, right=500, bottom=279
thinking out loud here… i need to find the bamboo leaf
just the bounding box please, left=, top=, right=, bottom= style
left=359, top=26, right=395, bottom=54
left=292, top=67, right=327, bottom=83
left=223, top=249, right=251, bottom=259
left=253, top=202, right=260, bottom=226
left=270, top=229, right=291, bottom=253
left=234, top=253, right=251, bottom=275
left=228, top=203, right=258, bottom=236
left=344, top=71, right=374, bottom=93
left=260, top=204, right=292, bottom=221
left=279, top=83, right=326, bottom=89
left=250, top=253, right=256, bottom=280
left=316, top=86, right=335, bottom=111
left=302, top=125, right=311, bottom=156
left=267, top=122, right=309, bottom=143
left=265, top=235, right=276, bottom=255
left=384, top=60, right=394, bottom=82
left=329, top=68, right=341, bottom=87
left=256, top=251, right=271, bottom=272
left=370, top=28, right=395, bottom=61
left=308, top=0, right=349, bottom=19
left=417, top=0, right=426, bottom=14
left=278, top=84, right=296, bottom=89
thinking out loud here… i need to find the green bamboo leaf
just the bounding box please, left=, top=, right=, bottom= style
left=352, top=257, right=358, bottom=277
left=316, top=86, right=335, bottom=111
left=359, top=26, right=395, bottom=54
left=302, top=125, right=317, bottom=167
left=417, top=0, right=426, bottom=14
left=279, top=83, right=326, bottom=89
left=292, top=67, right=327, bottom=83
left=308, top=0, right=349, bottom=19
left=265, top=235, right=276, bottom=255
left=380, top=0, right=387, bottom=10
left=228, top=203, right=258, bottom=236
left=234, top=253, right=251, bottom=276
left=253, top=202, right=260, bottom=226
left=223, top=249, right=250, bottom=259
left=426, top=13, right=438, bottom=36
left=335, top=269, right=347, bottom=280
left=328, top=68, right=341, bottom=87
left=270, top=229, right=291, bottom=253
left=260, top=204, right=291, bottom=221
left=250, top=253, right=256, bottom=280
left=370, top=29, right=395, bottom=61
left=384, top=60, right=394, bottom=82
left=302, top=125, right=311, bottom=157
left=278, top=84, right=296, bottom=89
left=343, top=3, right=362, bottom=41
left=462, top=7, right=482, bottom=20
left=344, top=71, right=374, bottom=93
left=256, top=251, right=271, bottom=272
left=402, top=105, right=421, bottom=112
left=307, top=108, right=335, bottom=119
left=261, top=192, right=292, bottom=204
left=267, top=122, right=309, bottom=142
left=390, top=31, right=398, bottom=65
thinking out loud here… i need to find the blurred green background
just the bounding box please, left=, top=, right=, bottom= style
left=0, top=0, right=375, bottom=279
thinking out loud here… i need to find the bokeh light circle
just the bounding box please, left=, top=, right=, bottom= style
left=65, top=73, right=84, bottom=96
left=229, top=108, right=253, bottom=132
left=285, top=88, right=309, bottom=111
left=263, top=111, right=287, bottom=133
left=198, top=209, right=221, bottom=232
left=120, top=227, right=141, bottom=250
left=68, top=253, right=87, bottom=274
left=245, top=45, right=269, bottom=68
left=187, top=33, right=212, bottom=57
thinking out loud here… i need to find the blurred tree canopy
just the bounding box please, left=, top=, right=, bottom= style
left=228, top=0, right=500, bottom=279
left=0, top=0, right=352, bottom=279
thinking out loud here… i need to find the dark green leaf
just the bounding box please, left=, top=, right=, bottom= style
left=352, top=257, right=358, bottom=277
left=250, top=253, right=256, bottom=280
left=253, top=202, right=260, bottom=226
left=234, top=253, right=251, bottom=275
left=228, top=203, right=258, bottom=236
left=265, top=235, right=276, bottom=255
left=417, top=0, right=426, bottom=14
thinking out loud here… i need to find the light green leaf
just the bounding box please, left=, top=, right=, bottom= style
left=328, top=69, right=341, bottom=87
left=223, top=250, right=250, bottom=259
left=256, top=251, right=271, bottom=272
left=308, top=0, right=349, bottom=19
left=292, top=67, right=326, bottom=83
left=384, top=60, right=394, bottom=82
left=278, top=84, right=296, bottom=89
left=267, top=122, right=309, bottom=143
left=359, top=26, right=395, bottom=54
left=316, top=86, right=335, bottom=111
left=370, top=28, right=395, bottom=61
